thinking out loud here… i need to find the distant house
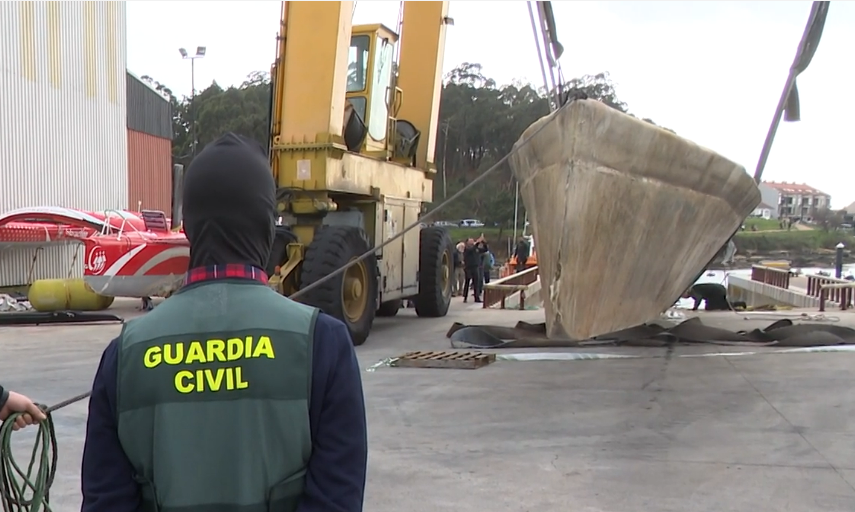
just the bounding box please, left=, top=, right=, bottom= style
left=760, top=181, right=831, bottom=221
left=757, top=183, right=780, bottom=219
left=751, top=202, right=774, bottom=220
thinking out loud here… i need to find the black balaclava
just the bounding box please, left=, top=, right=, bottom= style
left=182, top=133, right=276, bottom=270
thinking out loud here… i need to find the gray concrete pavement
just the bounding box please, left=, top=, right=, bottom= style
left=2, top=299, right=855, bottom=511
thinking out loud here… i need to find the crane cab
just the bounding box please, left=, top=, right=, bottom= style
left=344, top=24, right=419, bottom=166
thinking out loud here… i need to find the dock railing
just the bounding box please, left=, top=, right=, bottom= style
left=750, top=265, right=791, bottom=289
left=806, top=274, right=855, bottom=311
left=483, top=266, right=539, bottom=309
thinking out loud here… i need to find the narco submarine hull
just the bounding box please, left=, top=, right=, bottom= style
left=509, top=99, right=761, bottom=340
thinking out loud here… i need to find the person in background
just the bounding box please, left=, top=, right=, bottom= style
left=682, top=282, right=746, bottom=311
left=479, top=240, right=493, bottom=285
left=0, top=385, right=46, bottom=430
left=513, top=236, right=530, bottom=274
left=81, top=133, right=367, bottom=512
left=453, top=241, right=465, bottom=297
left=721, top=239, right=737, bottom=266
left=462, top=238, right=483, bottom=303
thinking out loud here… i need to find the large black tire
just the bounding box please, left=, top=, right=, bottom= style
left=376, top=299, right=402, bottom=317
left=265, top=226, right=299, bottom=276
left=414, top=227, right=453, bottom=317
left=299, top=225, right=378, bottom=346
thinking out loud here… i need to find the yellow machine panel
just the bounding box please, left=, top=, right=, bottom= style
left=277, top=153, right=434, bottom=202
left=379, top=196, right=422, bottom=301
left=380, top=199, right=405, bottom=296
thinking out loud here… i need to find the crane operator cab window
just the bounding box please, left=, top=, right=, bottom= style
left=346, top=35, right=370, bottom=123
left=367, top=37, right=394, bottom=142
left=345, top=27, right=398, bottom=154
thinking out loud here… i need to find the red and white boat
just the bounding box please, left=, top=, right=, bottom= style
left=0, top=206, right=190, bottom=299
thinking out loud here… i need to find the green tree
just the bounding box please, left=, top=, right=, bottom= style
left=812, top=207, right=844, bottom=232
left=142, top=72, right=272, bottom=168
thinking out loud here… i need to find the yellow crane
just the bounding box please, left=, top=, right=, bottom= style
left=266, top=1, right=454, bottom=345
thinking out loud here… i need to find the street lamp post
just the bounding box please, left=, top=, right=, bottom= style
left=440, top=121, right=450, bottom=200
left=179, top=46, right=206, bottom=157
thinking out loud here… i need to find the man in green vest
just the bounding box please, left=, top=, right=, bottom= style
left=81, top=133, right=368, bottom=512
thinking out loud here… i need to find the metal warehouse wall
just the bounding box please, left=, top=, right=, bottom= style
left=126, top=71, right=172, bottom=139
left=0, top=1, right=128, bottom=287
left=128, top=130, right=173, bottom=216
left=0, top=1, right=128, bottom=212
left=126, top=72, right=173, bottom=217
left=1, top=244, right=85, bottom=287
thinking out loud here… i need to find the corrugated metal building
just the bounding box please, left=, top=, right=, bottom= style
left=127, top=71, right=173, bottom=216
left=0, top=1, right=128, bottom=286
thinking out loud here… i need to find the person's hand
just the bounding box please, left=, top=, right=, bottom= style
left=0, top=392, right=46, bottom=430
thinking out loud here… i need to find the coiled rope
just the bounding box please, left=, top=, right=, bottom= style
left=0, top=392, right=91, bottom=512
left=0, top=96, right=573, bottom=512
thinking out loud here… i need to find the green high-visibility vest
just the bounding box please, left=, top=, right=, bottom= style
left=116, top=279, right=317, bottom=512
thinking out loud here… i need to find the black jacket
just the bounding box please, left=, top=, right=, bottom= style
left=689, top=283, right=729, bottom=311
left=463, top=244, right=486, bottom=269
left=514, top=240, right=530, bottom=262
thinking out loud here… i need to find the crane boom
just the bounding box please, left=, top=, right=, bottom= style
left=396, top=1, right=451, bottom=170
left=270, top=1, right=353, bottom=181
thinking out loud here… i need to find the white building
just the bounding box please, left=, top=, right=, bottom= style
left=0, top=2, right=128, bottom=286
left=751, top=202, right=774, bottom=220
left=757, top=183, right=780, bottom=219
left=761, top=181, right=831, bottom=220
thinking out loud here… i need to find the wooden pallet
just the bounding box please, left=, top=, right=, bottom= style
left=392, top=350, right=495, bottom=370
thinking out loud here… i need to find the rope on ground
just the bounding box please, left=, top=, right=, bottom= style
left=0, top=392, right=91, bottom=512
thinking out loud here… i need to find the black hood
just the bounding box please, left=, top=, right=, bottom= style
left=182, top=133, right=276, bottom=270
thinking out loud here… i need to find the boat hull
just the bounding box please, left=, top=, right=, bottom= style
left=509, top=99, right=761, bottom=339
left=84, top=274, right=186, bottom=298
left=0, top=206, right=189, bottom=299
left=82, top=237, right=189, bottom=298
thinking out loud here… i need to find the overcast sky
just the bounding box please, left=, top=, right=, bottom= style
left=127, top=1, right=855, bottom=208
